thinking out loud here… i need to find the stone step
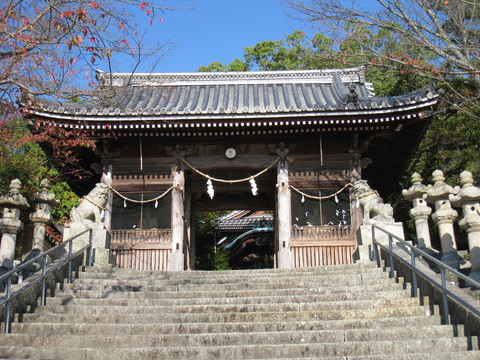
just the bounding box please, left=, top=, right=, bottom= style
left=82, top=263, right=378, bottom=277
left=32, top=297, right=427, bottom=316
left=233, top=354, right=480, bottom=360
left=78, top=265, right=382, bottom=281
left=0, top=337, right=477, bottom=360
left=68, top=272, right=394, bottom=286
left=20, top=305, right=438, bottom=324
left=0, top=328, right=472, bottom=348
left=53, top=282, right=411, bottom=299
left=9, top=316, right=446, bottom=335
left=4, top=262, right=478, bottom=359
left=46, top=289, right=412, bottom=307
left=58, top=276, right=402, bottom=293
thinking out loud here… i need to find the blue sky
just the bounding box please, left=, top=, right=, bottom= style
left=127, top=0, right=305, bottom=73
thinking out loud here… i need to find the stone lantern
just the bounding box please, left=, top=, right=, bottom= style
left=402, top=172, right=433, bottom=251
left=0, top=179, right=29, bottom=270
left=425, top=170, right=463, bottom=268
left=449, top=171, right=480, bottom=282
left=30, top=179, right=59, bottom=253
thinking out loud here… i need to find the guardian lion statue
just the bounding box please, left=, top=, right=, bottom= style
left=70, top=183, right=109, bottom=228
left=353, top=180, right=394, bottom=224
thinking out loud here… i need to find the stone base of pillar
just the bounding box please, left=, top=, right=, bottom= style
left=353, top=245, right=372, bottom=263
left=62, top=226, right=113, bottom=266
left=277, top=249, right=292, bottom=269
left=168, top=250, right=184, bottom=271
left=354, top=223, right=406, bottom=263
left=93, top=248, right=115, bottom=266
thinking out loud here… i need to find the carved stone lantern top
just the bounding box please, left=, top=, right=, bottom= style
left=32, top=179, right=60, bottom=207
left=0, top=179, right=29, bottom=211
left=450, top=171, right=480, bottom=207
left=402, top=172, right=428, bottom=200
left=425, top=170, right=458, bottom=204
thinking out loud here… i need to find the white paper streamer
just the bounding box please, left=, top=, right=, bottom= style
left=249, top=178, right=258, bottom=196
left=207, top=179, right=214, bottom=199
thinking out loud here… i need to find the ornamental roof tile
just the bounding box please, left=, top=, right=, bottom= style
left=26, top=67, right=438, bottom=124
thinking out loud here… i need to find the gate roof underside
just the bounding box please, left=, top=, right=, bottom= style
left=25, top=67, right=438, bottom=131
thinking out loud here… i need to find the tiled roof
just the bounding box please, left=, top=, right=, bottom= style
left=26, top=68, right=438, bottom=125
left=216, top=211, right=274, bottom=231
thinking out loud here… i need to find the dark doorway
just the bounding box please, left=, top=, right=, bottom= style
left=189, top=168, right=276, bottom=270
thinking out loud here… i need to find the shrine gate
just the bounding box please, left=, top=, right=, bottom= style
left=25, top=68, right=438, bottom=270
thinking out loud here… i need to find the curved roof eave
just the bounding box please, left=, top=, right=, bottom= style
left=27, top=99, right=438, bottom=124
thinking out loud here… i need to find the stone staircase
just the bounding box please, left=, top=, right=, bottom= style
left=1, top=263, right=479, bottom=359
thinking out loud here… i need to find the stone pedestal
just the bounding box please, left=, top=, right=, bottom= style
left=402, top=173, right=433, bottom=250
left=425, top=170, right=464, bottom=269
left=91, top=229, right=114, bottom=266
left=354, top=222, right=406, bottom=262
left=0, top=180, right=29, bottom=270
left=63, top=225, right=114, bottom=266
left=450, top=171, right=480, bottom=282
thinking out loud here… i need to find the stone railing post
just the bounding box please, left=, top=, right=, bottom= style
left=30, top=179, right=59, bottom=253
left=449, top=171, right=480, bottom=282
left=402, top=172, right=433, bottom=251
left=425, top=170, right=463, bottom=268
left=0, top=179, right=29, bottom=271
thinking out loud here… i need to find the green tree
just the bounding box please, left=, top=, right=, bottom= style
left=195, top=211, right=230, bottom=270
left=198, top=29, right=480, bottom=247
left=0, top=117, right=79, bottom=219
left=199, top=30, right=430, bottom=97
left=285, top=0, right=480, bottom=118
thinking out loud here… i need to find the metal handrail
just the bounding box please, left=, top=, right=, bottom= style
left=371, top=224, right=480, bottom=325
left=0, top=228, right=93, bottom=333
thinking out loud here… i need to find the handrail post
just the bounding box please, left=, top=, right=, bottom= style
left=411, top=249, right=418, bottom=297
left=440, top=267, right=450, bottom=325
left=3, top=277, right=12, bottom=334
left=371, top=226, right=377, bottom=263
left=40, top=253, right=47, bottom=306
left=87, top=229, right=93, bottom=267
left=67, top=238, right=73, bottom=284
left=388, top=234, right=395, bottom=278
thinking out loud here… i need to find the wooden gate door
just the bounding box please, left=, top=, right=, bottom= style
left=110, top=229, right=172, bottom=271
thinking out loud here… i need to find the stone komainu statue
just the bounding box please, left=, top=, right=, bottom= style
left=70, top=183, right=109, bottom=228
left=353, top=180, right=394, bottom=225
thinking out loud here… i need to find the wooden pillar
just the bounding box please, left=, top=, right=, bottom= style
left=276, top=158, right=292, bottom=269
left=184, top=180, right=192, bottom=270
left=350, top=152, right=363, bottom=236
left=168, top=161, right=185, bottom=271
